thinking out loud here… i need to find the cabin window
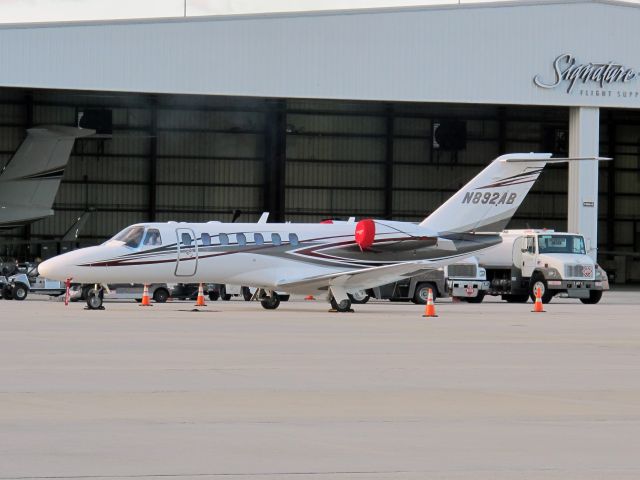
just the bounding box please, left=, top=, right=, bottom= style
left=201, top=233, right=211, bottom=246
left=254, top=233, right=264, bottom=245
left=219, top=233, right=229, bottom=246
left=237, top=233, right=247, bottom=246
left=143, top=229, right=162, bottom=246
left=181, top=233, right=193, bottom=247
left=272, top=233, right=282, bottom=246
left=289, top=233, right=299, bottom=246
left=113, top=226, right=145, bottom=248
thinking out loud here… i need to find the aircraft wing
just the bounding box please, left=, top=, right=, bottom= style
left=276, top=258, right=463, bottom=292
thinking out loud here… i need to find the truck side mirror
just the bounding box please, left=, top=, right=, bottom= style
left=521, top=248, right=527, bottom=253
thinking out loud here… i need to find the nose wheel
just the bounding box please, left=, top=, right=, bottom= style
left=85, top=286, right=105, bottom=310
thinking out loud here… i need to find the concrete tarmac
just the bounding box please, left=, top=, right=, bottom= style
left=1, top=291, right=639, bottom=479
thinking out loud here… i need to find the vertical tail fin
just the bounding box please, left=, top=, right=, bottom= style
left=419, top=153, right=551, bottom=234
left=0, top=126, right=94, bottom=227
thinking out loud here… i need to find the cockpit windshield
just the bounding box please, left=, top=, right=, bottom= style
left=538, top=235, right=586, bottom=255
left=111, top=226, right=145, bottom=248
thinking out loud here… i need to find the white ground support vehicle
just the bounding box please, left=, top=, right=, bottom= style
left=475, top=229, right=609, bottom=304
left=445, top=258, right=491, bottom=303
left=0, top=269, right=66, bottom=301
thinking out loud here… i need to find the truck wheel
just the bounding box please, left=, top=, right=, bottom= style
left=260, top=294, right=281, bottom=310
left=580, top=290, right=603, bottom=304
left=12, top=282, right=29, bottom=301
left=208, top=291, right=219, bottom=301
left=330, top=296, right=352, bottom=312
left=348, top=291, right=370, bottom=304
left=2, top=284, right=14, bottom=300
left=465, top=292, right=485, bottom=304
left=220, top=286, right=232, bottom=301
left=86, top=288, right=104, bottom=310
left=502, top=294, right=529, bottom=303
left=530, top=275, right=553, bottom=304
left=153, top=288, right=169, bottom=303
left=412, top=282, right=436, bottom=305
left=241, top=286, right=253, bottom=301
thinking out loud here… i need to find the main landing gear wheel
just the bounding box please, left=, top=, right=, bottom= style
left=260, top=294, right=281, bottom=310
left=348, top=291, right=370, bottom=304
left=86, top=288, right=104, bottom=310
left=330, top=296, right=352, bottom=313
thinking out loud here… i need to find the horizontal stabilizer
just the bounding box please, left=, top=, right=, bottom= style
left=276, top=257, right=464, bottom=292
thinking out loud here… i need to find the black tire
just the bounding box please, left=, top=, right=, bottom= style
left=348, top=291, right=370, bottom=304
left=241, top=286, right=253, bottom=301
left=530, top=275, right=553, bottom=304
left=502, top=294, right=529, bottom=303
left=153, top=288, right=169, bottom=303
left=86, top=288, right=104, bottom=310
left=580, top=290, right=603, bottom=304
left=135, top=299, right=142, bottom=303
left=2, top=284, right=14, bottom=300
left=220, top=285, right=232, bottom=301
left=412, top=282, right=436, bottom=305
left=208, top=291, right=219, bottom=301
left=279, top=294, right=290, bottom=302
left=330, top=296, right=352, bottom=312
left=260, top=294, right=281, bottom=310
left=465, top=291, right=485, bottom=304
left=12, top=283, right=29, bottom=301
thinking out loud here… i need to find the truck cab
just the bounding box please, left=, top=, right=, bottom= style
left=482, top=230, right=608, bottom=304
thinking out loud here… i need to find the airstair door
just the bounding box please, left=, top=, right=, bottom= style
left=175, top=228, right=198, bottom=277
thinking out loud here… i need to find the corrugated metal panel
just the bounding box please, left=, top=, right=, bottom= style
left=286, top=162, right=383, bottom=188
left=285, top=188, right=384, bottom=216
left=287, top=114, right=385, bottom=135
left=158, top=131, right=263, bottom=158
left=63, top=156, right=149, bottom=182
left=158, top=109, right=264, bottom=131
left=55, top=183, right=149, bottom=209
left=156, top=158, right=263, bottom=185
left=155, top=185, right=261, bottom=211
left=287, top=136, right=385, bottom=162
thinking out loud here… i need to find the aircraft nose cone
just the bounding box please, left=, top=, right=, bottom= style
left=38, top=256, right=71, bottom=282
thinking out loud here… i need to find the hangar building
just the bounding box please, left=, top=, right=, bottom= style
left=0, top=0, right=639, bottom=280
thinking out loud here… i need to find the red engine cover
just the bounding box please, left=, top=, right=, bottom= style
left=355, top=219, right=375, bottom=250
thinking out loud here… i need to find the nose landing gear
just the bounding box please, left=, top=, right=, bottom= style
left=86, top=285, right=105, bottom=310
left=259, top=290, right=281, bottom=310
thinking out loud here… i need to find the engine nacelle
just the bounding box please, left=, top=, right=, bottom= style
left=355, top=219, right=375, bottom=250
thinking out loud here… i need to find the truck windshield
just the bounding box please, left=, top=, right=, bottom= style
left=111, top=226, right=145, bottom=248
left=538, top=235, right=585, bottom=255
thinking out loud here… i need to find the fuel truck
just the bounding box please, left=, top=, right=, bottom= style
left=465, top=229, right=608, bottom=304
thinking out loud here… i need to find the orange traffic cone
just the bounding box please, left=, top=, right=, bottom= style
left=422, top=288, right=438, bottom=317
left=140, top=284, right=152, bottom=307
left=195, top=283, right=207, bottom=307
left=305, top=295, right=315, bottom=301
left=532, top=287, right=545, bottom=313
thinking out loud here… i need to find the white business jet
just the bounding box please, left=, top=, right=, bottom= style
left=39, top=153, right=582, bottom=311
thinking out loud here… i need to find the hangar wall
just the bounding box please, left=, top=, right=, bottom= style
left=0, top=89, right=639, bottom=278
